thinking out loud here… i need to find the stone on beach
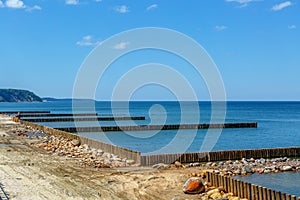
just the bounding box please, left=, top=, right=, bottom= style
left=174, top=161, right=182, bottom=168
left=282, top=166, right=292, bottom=171
left=71, top=139, right=80, bottom=146
left=183, top=177, right=205, bottom=194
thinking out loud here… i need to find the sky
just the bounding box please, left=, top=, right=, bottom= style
left=0, top=0, right=299, bottom=101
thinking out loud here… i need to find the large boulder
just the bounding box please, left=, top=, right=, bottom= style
left=183, top=177, right=205, bottom=194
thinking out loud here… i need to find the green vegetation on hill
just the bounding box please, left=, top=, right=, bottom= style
left=0, top=89, right=42, bottom=102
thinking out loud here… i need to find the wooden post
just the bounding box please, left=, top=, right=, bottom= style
left=275, top=191, right=281, bottom=200
left=217, top=174, right=221, bottom=187
left=281, top=192, right=286, bottom=200
left=229, top=177, right=234, bottom=194
left=225, top=176, right=229, bottom=192
left=267, top=188, right=272, bottom=200
left=262, top=187, right=268, bottom=200
left=247, top=182, right=252, bottom=200
left=221, top=176, right=225, bottom=191
left=258, top=186, right=263, bottom=200
left=237, top=180, right=241, bottom=197
left=243, top=182, right=248, bottom=199
left=206, top=172, right=210, bottom=183
left=291, top=195, right=296, bottom=200
left=286, top=194, right=292, bottom=200
left=239, top=180, right=244, bottom=198
left=251, top=184, right=258, bottom=200
left=270, top=190, right=276, bottom=200
left=233, top=179, right=237, bottom=196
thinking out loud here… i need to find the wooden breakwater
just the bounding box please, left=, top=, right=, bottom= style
left=14, top=118, right=141, bottom=163
left=0, top=110, right=50, bottom=114
left=56, top=122, right=258, bottom=133
left=22, top=116, right=146, bottom=122
left=206, top=171, right=299, bottom=200
left=19, top=113, right=99, bottom=117
left=140, top=147, right=300, bottom=166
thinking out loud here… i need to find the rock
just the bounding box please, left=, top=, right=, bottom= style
left=209, top=191, right=222, bottom=199
left=233, top=169, right=241, bottom=175
left=282, top=166, right=292, bottom=171
left=71, top=139, right=80, bottom=146
left=260, top=158, right=266, bottom=164
left=225, top=160, right=232, bottom=165
left=243, top=166, right=253, bottom=173
left=126, top=160, right=135, bottom=165
left=82, top=144, right=89, bottom=149
left=183, top=177, right=205, bottom=194
left=174, top=161, right=182, bottom=168
left=207, top=188, right=219, bottom=196
left=152, top=163, right=169, bottom=170
left=218, top=186, right=226, bottom=192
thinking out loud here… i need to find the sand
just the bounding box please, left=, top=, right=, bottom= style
left=0, top=115, right=203, bottom=200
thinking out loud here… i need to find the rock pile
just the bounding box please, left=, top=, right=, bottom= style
left=186, top=157, right=300, bottom=176
left=11, top=124, right=136, bottom=168
left=33, top=135, right=136, bottom=168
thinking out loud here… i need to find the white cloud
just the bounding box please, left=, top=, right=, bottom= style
left=147, top=4, right=157, bottom=11
left=226, top=0, right=260, bottom=7
left=271, top=1, right=292, bottom=11
left=215, top=25, right=228, bottom=31
left=288, top=25, right=296, bottom=29
left=115, top=5, right=129, bottom=13
left=5, top=0, right=25, bottom=8
left=113, top=42, right=129, bottom=50
left=76, top=35, right=100, bottom=46
left=94, top=0, right=102, bottom=2
left=26, top=5, right=41, bottom=12
left=66, top=0, right=79, bottom=5
left=1, top=0, right=41, bottom=10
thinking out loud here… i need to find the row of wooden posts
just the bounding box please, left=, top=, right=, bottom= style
left=56, top=122, right=257, bottom=132
left=20, top=116, right=145, bottom=122
left=206, top=171, right=299, bottom=200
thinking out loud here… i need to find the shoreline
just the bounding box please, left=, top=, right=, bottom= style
left=1, top=115, right=299, bottom=199
left=0, top=115, right=245, bottom=200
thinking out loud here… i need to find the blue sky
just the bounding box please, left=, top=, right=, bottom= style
left=0, top=0, right=299, bottom=100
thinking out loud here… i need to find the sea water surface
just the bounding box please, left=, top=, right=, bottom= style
left=234, top=172, right=300, bottom=197
left=1, top=101, right=299, bottom=154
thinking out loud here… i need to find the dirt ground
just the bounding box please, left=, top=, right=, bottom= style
left=0, top=115, right=202, bottom=200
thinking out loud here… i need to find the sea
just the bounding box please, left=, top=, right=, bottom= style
left=0, top=100, right=300, bottom=196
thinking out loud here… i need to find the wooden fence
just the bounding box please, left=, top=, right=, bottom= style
left=140, top=147, right=300, bottom=166
left=206, top=171, right=300, bottom=200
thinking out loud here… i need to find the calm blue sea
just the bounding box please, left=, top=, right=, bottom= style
left=1, top=101, right=300, bottom=154
left=235, top=172, right=300, bottom=197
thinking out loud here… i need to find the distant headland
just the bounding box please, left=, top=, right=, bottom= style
left=0, top=89, right=42, bottom=102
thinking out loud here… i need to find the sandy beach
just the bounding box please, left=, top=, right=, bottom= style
left=0, top=115, right=238, bottom=200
